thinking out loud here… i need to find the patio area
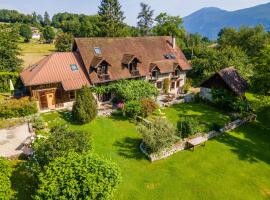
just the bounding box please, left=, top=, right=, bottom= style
left=0, top=124, right=33, bottom=158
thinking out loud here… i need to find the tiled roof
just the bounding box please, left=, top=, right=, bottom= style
left=20, top=52, right=90, bottom=91
left=74, top=36, right=191, bottom=83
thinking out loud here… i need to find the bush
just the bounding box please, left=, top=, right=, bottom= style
left=123, top=100, right=142, bottom=119
left=138, top=118, right=178, bottom=153
left=211, top=123, right=222, bottom=132
left=35, top=152, right=121, bottom=200
left=0, top=157, right=12, bottom=199
left=72, top=86, right=97, bottom=124
left=140, top=98, right=158, bottom=117
left=32, top=116, right=46, bottom=130
left=0, top=97, right=37, bottom=119
left=177, top=117, right=200, bottom=138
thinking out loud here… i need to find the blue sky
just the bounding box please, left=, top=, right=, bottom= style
left=0, top=0, right=269, bottom=25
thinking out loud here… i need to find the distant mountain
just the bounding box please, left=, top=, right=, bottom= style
left=183, top=2, right=270, bottom=40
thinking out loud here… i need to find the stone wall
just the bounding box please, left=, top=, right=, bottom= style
left=140, top=114, right=256, bottom=162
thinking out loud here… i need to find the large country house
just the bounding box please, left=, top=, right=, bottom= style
left=20, top=36, right=192, bottom=110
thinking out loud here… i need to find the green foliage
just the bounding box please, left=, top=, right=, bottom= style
left=0, top=97, right=37, bottom=119
left=55, top=32, right=74, bottom=52
left=72, top=86, right=97, bottom=124
left=137, top=3, right=154, bottom=36
left=211, top=88, right=251, bottom=113
left=42, top=26, right=55, bottom=43
left=182, top=78, right=192, bottom=93
left=0, top=72, right=20, bottom=92
left=19, top=24, right=32, bottom=42
left=35, top=152, right=121, bottom=200
left=218, top=25, right=269, bottom=56
left=177, top=117, right=200, bottom=138
left=138, top=117, right=178, bottom=153
left=98, top=0, right=126, bottom=37
left=33, top=126, right=92, bottom=166
left=32, top=116, right=46, bottom=130
left=189, top=46, right=253, bottom=84
left=0, top=157, right=12, bottom=200
left=153, top=13, right=185, bottom=38
left=52, top=13, right=101, bottom=37
left=43, top=11, right=51, bottom=26
left=0, top=24, right=22, bottom=72
left=140, top=98, right=158, bottom=117
left=163, top=78, right=170, bottom=94
left=93, top=80, right=158, bottom=102
left=0, top=9, right=34, bottom=23
left=123, top=100, right=142, bottom=119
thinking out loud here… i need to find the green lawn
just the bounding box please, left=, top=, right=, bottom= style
left=161, top=102, right=231, bottom=132
left=37, top=101, right=270, bottom=200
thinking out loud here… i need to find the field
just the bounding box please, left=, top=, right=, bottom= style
left=19, top=40, right=55, bottom=68
left=9, top=96, right=270, bottom=199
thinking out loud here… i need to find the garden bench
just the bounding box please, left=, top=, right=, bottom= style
left=187, top=136, right=208, bottom=151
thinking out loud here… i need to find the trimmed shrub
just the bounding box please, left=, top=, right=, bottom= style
left=0, top=157, right=12, bottom=200
left=123, top=100, right=142, bottom=119
left=140, top=98, right=158, bottom=117
left=35, top=152, right=121, bottom=200
left=163, top=78, right=170, bottom=94
left=72, top=86, right=97, bottom=124
left=138, top=118, right=178, bottom=153
left=177, top=117, right=200, bottom=138
left=32, top=117, right=46, bottom=130
left=0, top=97, right=37, bottom=119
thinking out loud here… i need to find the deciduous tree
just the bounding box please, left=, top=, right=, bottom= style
left=19, top=24, right=32, bottom=42
left=55, top=32, right=74, bottom=52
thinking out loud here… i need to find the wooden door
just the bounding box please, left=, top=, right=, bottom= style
left=46, top=92, right=55, bottom=109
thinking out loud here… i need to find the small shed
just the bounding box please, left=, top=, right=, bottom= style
left=200, top=67, right=248, bottom=100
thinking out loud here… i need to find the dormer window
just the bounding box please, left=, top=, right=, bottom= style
left=97, top=62, right=108, bottom=75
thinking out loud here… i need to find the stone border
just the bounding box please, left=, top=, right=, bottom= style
left=140, top=114, right=256, bottom=162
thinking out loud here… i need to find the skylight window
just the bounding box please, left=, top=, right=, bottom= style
left=164, top=53, right=176, bottom=59
left=70, top=64, right=79, bottom=71
left=94, top=47, right=102, bottom=54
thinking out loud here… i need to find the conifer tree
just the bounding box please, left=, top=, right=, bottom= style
left=72, top=86, right=97, bottom=124
left=98, top=0, right=125, bottom=37
left=137, top=2, right=154, bottom=36
left=43, top=11, right=51, bottom=26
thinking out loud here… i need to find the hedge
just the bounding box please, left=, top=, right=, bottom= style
left=0, top=97, right=38, bottom=119
left=0, top=72, right=20, bottom=92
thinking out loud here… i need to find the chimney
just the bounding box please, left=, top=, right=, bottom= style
left=172, top=36, right=176, bottom=49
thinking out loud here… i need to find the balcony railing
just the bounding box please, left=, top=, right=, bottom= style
left=98, top=74, right=110, bottom=81
left=130, top=70, right=140, bottom=77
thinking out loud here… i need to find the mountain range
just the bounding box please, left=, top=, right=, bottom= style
left=183, top=2, right=270, bottom=40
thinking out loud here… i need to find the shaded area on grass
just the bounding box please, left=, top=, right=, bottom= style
left=113, top=137, right=145, bottom=160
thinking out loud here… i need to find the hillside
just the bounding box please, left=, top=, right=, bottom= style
left=183, top=2, right=270, bottom=40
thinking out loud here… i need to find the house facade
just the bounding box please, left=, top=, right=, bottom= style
left=20, top=36, right=191, bottom=111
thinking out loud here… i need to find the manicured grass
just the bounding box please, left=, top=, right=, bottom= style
left=19, top=40, right=55, bottom=68
left=161, top=102, right=231, bottom=132
left=37, top=100, right=270, bottom=200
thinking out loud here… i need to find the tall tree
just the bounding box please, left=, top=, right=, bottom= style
left=19, top=24, right=32, bottom=42
left=37, top=14, right=43, bottom=25
left=55, top=32, right=74, bottom=52
left=42, top=26, right=55, bottom=43
left=137, top=2, right=154, bottom=36
left=98, top=0, right=125, bottom=37
left=0, top=24, right=22, bottom=72
left=43, top=11, right=51, bottom=26
left=32, top=11, right=38, bottom=24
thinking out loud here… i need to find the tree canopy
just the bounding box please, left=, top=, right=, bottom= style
left=55, top=32, right=74, bottom=52
left=42, top=26, right=55, bottom=43
left=19, top=24, right=32, bottom=42
left=0, top=24, right=22, bottom=72
left=35, top=152, right=121, bottom=200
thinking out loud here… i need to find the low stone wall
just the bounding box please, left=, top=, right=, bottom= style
left=140, top=114, right=256, bottom=162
